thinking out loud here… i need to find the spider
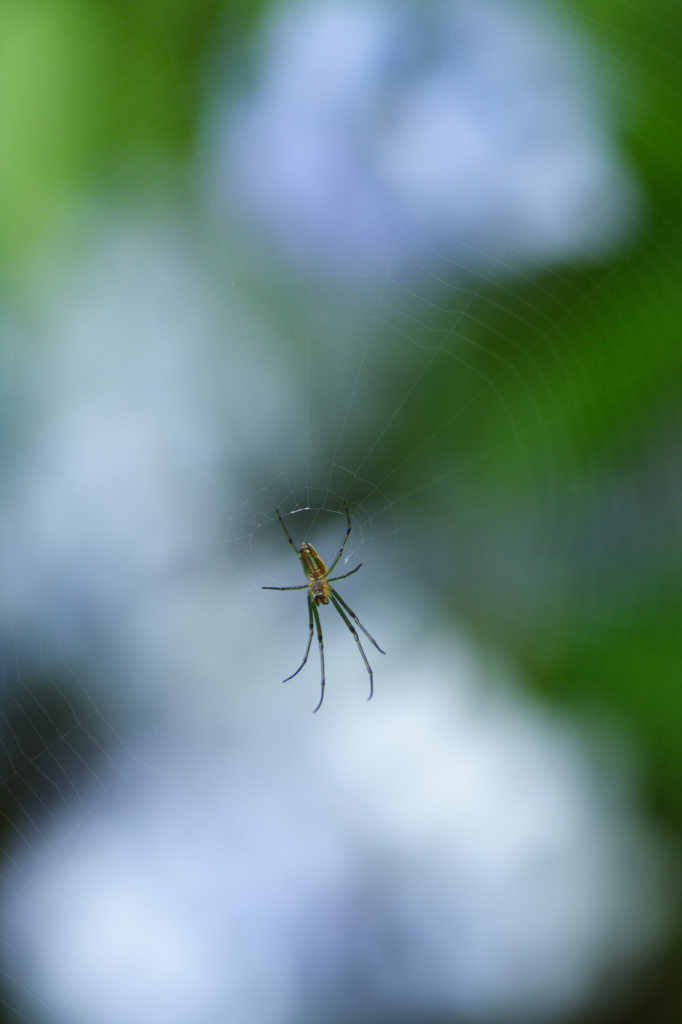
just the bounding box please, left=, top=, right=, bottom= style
left=263, top=505, right=385, bottom=712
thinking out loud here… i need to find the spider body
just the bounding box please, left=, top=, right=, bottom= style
left=298, top=543, right=331, bottom=603
left=263, top=506, right=385, bottom=712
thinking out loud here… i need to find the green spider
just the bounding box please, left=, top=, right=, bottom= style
left=263, top=506, right=385, bottom=712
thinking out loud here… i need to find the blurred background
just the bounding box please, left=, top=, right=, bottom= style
left=0, top=1, right=681, bottom=1022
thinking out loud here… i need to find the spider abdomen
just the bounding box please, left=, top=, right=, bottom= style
left=299, top=542, right=331, bottom=604
left=298, top=542, right=327, bottom=580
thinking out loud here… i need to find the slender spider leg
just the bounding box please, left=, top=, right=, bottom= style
left=283, top=596, right=315, bottom=682
left=262, top=584, right=309, bottom=591
left=275, top=507, right=300, bottom=556
left=327, top=563, right=362, bottom=583
left=265, top=504, right=383, bottom=709
left=329, top=594, right=374, bottom=700
left=311, top=600, right=325, bottom=713
left=330, top=588, right=385, bottom=654
left=326, top=503, right=352, bottom=574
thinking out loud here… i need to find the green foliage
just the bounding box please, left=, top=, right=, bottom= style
left=0, top=0, right=262, bottom=276
left=0, top=2, right=681, bottom=1016
left=1, top=0, right=680, bottom=837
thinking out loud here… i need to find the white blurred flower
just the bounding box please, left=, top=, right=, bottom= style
left=1, top=624, right=670, bottom=1024
left=0, top=221, right=669, bottom=1024
left=207, top=0, right=640, bottom=277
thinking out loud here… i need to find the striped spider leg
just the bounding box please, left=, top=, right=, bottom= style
left=263, top=505, right=385, bottom=712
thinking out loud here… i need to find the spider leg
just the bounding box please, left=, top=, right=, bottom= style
left=327, top=563, right=362, bottom=583
left=282, top=596, right=315, bottom=682
left=326, top=503, right=352, bottom=574
left=263, top=584, right=309, bottom=590
left=330, top=588, right=385, bottom=654
left=311, top=600, right=326, bottom=713
left=275, top=507, right=300, bottom=557
left=329, top=593, right=375, bottom=701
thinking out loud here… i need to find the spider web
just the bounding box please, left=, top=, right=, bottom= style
left=0, top=1, right=680, bottom=1023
